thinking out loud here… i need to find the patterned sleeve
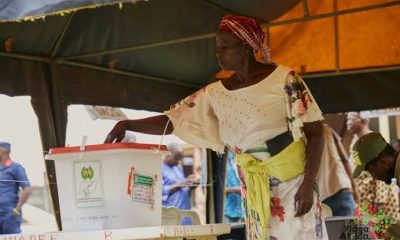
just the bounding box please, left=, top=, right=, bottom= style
left=164, top=88, right=225, bottom=153
left=284, top=71, right=324, bottom=141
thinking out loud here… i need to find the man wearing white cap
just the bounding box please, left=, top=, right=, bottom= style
left=0, top=142, right=32, bottom=234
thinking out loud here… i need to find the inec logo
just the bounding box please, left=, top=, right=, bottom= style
left=81, top=166, right=94, bottom=180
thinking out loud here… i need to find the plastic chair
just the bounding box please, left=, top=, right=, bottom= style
left=162, top=207, right=201, bottom=226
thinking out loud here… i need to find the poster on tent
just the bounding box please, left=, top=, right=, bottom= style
left=73, top=160, right=104, bottom=208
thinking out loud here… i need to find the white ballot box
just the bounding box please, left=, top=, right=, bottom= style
left=46, top=143, right=167, bottom=231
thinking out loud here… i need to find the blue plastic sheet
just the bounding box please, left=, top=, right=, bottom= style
left=0, top=0, right=127, bottom=21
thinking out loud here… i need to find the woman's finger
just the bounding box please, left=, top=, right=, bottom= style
left=104, top=134, right=113, bottom=143
left=303, top=201, right=313, bottom=215
left=296, top=200, right=313, bottom=217
left=295, top=201, right=304, bottom=217
left=116, top=134, right=124, bottom=143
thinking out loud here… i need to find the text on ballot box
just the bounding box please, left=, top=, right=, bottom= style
left=45, top=143, right=167, bottom=231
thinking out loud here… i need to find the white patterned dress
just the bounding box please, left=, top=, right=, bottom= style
left=165, top=65, right=328, bottom=240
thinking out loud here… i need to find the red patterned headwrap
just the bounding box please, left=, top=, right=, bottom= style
left=219, top=15, right=273, bottom=64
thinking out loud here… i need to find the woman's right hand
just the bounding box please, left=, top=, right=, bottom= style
left=104, top=115, right=173, bottom=143
left=104, top=121, right=127, bottom=143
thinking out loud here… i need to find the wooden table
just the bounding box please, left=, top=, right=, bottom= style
left=2, top=224, right=231, bottom=240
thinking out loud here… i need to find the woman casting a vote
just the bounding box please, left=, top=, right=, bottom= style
left=106, top=15, right=326, bottom=240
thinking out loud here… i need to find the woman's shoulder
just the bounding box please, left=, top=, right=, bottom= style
left=205, top=80, right=224, bottom=94
left=254, top=64, right=294, bottom=82
left=273, top=64, right=293, bottom=76
left=205, top=73, right=231, bottom=91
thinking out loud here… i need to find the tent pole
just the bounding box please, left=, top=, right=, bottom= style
left=0, top=51, right=50, bottom=62
left=61, top=33, right=216, bottom=61
left=47, top=63, right=69, bottom=230
left=302, top=0, right=310, bottom=17
left=303, top=65, right=400, bottom=78
left=333, top=0, right=340, bottom=73
left=50, top=13, right=75, bottom=57
left=57, top=60, right=200, bottom=89
left=270, top=1, right=400, bottom=26
left=29, top=63, right=65, bottom=230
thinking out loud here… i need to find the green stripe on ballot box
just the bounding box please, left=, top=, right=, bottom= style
left=134, top=174, right=153, bottom=185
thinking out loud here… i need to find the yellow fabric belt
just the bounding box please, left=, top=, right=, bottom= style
left=235, top=140, right=306, bottom=239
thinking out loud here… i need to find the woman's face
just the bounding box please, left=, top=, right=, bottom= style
left=215, top=30, right=247, bottom=71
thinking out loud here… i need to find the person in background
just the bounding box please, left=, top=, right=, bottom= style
left=391, top=138, right=400, bottom=152
left=353, top=132, right=400, bottom=189
left=224, top=152, right=244, bottom=223
left=345, top=112, right=372, bottom=206
left=0, top=142, right=32, bottom=234
left=352, top=132, right=400, bottom=238
left=346, top=112, right=372, bottom=150
left=162, top=143, right=198, bottom=224
left=317, top=124, right=358, bottom=216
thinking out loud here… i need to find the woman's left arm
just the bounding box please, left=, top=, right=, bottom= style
left=294, top=120, right=324, bottom=217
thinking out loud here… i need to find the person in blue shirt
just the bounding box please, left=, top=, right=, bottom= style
left=162, top=143, right=198, bottom=224
left=224, top=152, right=244, bottom=223
left=0, top=142, right=32, bottom=235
